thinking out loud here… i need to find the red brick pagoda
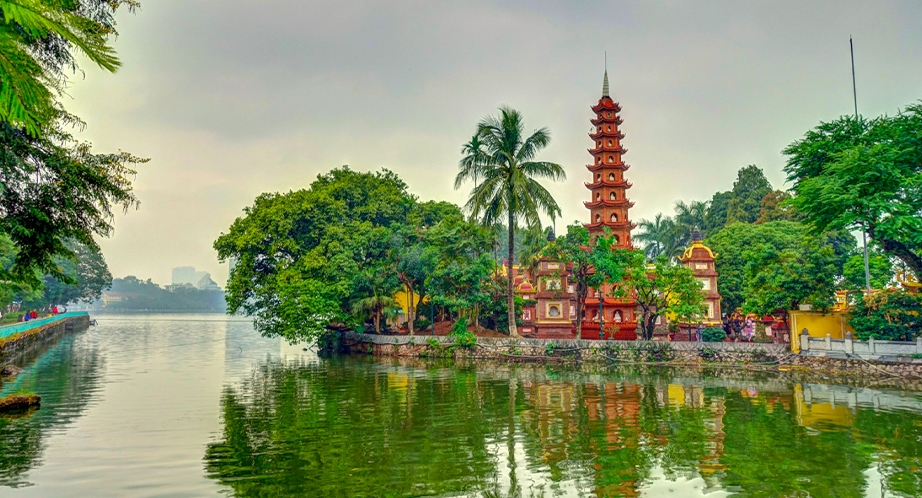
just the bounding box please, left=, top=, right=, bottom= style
left=582, top=69, right=639, bottom=340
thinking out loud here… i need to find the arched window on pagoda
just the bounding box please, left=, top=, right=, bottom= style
left=613, top=235, right=620, bottom=244
left=609, top=192, right=616, bottom=200
left=610, top=213, right=618, bottom=222
left=614, top=310, right=623, bottom=322
left=595, top=214, right=601, bottom=223
left=596, top=173, right=601, bottom=181
left=596, top=192, right=601, bottom=201
left=608, top=156, right=614, bottom=163
left=607, top=140, right=613, bottom=146
left=596, top=157, right=601, bottom=164
left=593, top=310, right=600, bottom=322
left=607, top=125, right=611, bottom=132
left=607, top=112, right=612, bottom=118
left=608, top=173, right=615, bottom=181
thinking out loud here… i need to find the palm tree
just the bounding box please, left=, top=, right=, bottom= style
left=673, top=200, right=709, bottom=244
left=517, top=225, right=550, bottom=280
left=635, top=213, right=683, bottom=259
left=351, top=293, right=396, bottom=334
left=0, top=0, right=122, bottom=135
left=455, top=106, right=565, bottom=337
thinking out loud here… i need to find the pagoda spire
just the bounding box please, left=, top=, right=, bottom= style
left=602, top=52, right=610, bottom=97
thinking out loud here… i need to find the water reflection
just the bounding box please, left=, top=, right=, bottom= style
left=0, top=333, right=102, bottom=487
left=205, top=359, right=922, bottom=497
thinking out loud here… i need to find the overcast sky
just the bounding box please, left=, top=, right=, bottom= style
left=65, top=0, right=922, bottom=286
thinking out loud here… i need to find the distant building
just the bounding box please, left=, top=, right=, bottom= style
left=172, top=266, right=197, bottom=285
left=196, top=273, right=221, bottom=291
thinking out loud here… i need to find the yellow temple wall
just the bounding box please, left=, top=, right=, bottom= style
left=393, top=290, right=426, bottom=315
left=789, top=311, right=854, bottom=352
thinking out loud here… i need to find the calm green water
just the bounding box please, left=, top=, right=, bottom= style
left=1, top=315, right=922, bottom=497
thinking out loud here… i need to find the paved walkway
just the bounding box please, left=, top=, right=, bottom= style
left=0, top=312, right=89, bottom=339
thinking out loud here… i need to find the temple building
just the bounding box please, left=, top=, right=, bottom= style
left=582, top=69, right=639, bottom=340
left=678, top=227, right=722, bottom=327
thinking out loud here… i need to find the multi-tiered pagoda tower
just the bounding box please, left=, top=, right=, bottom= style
left=583, top=70, right=639, bottom=340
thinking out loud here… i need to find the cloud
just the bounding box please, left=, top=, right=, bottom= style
left=65, top=0, right=922, bottom=285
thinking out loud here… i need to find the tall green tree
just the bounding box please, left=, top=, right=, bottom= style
left=21, top=239, right=111, bottom=307
left=783, top=104, right=922, bottom=279
left=0, top=0, right=142, bottom=288
left=547, top=224, right=597, bottom=337
left=215, top=167, right=417, bottom=342
left=455, top=106, right=566, bottom=337
left=706, top=221, right=841, bottom=321
left=724, top=165, right=773, bottom=225
left=591, top=237, right=704, bottom=340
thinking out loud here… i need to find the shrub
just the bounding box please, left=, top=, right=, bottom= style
left=545, top=342, right=558, bottom=356
left=702, top=327, right=727, bottom=343
left=850, top=289, right=922, bottom=341
left=414, top=317, right=432, bottom=331
left=451, top=317, right=476, bottom=348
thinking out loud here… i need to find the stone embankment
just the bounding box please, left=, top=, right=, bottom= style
left=338, top=331, right=922, bottom=379
left=0, top=313, right=91, bottom=364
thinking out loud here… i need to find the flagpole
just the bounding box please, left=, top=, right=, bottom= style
left=851, top=36, right=871, bottom=294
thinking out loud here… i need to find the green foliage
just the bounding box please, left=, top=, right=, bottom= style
left=0, top=122, right=144, bottom=288
left=850, top=289, right=922, bottom=341
left=591, top=235, right=705, bottom=340
left=451, top=317, right=476, bottom=348
left=0, top=0, right=132, bottom=136
left=216, top=167, right=419, bottom=342
left=19, top=239, right=111, bottom=307
left=103, top=276, right=226, bottom=312
left=701, top=327, right=727, bottom=343
left=544, top=341, right=558, bottom=356
left=455, top=106, right=565, bottom=336
left=627, top=341, right=675, bottom=362
left=413, top=316, right=431, bottom=331
left=706, top=221, right=843, bottom=315
left=756, top=190, right=801, bottom=224
left=634, top=213, right=681, bottom=259
left=842, top=245, right=893, bottom=291
left=725, top=165, right=773, bottom=225
left=784, top=104, right=922, bottom=279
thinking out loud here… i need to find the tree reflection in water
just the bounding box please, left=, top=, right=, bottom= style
left=204, top=358, right=922, bottom=497
left=0, top=335, right=103, bottom=487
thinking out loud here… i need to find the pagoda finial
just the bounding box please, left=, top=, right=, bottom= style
left=602, top=52, right=610, bottom=97
left=691, top=226, right=703, bottom=243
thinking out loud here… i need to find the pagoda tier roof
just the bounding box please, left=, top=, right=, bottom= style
left=584, top=197, right=634, bottom=208
left=589, top=130, right=624, bottom=140
left=591, top=116, right=623, bottom=126
left=584, top=297, right=636, bottom=307
left=585, top=179, right=632, bottom=189
left=584, top=220, right=635, bottom=231
left=586, top=163, right=630, bottom=172
left=588, top=145, right=626, bottom=154
left=584, top=220, right=636, bottom=230
left=591, top=97, right=621, bottom=112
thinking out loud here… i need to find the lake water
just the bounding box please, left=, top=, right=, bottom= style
left=1, top=314, right=921, bottom=497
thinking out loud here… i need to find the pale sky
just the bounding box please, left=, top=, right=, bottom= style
left=65, top=0, right=922, bottom=286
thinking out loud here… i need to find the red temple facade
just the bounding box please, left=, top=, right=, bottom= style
left=581, top=70, right=639, bottom=340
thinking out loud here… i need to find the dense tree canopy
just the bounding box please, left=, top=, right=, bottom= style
left=0, top=0, right=142, bottom=293
left=784, top=103, right=922, bottom=279
left=705, top=222, right=844, bottom=317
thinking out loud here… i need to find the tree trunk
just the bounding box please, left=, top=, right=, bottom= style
left=406, top=283, right=415, bottom=336
left=374, top=308, right=381, bottom=334
left=507, top=214, right=518, bottom=337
